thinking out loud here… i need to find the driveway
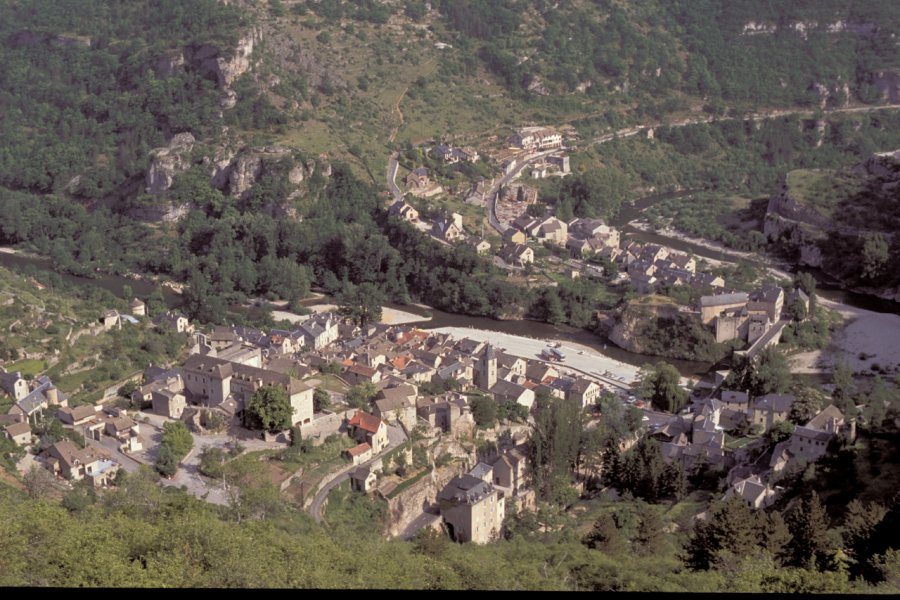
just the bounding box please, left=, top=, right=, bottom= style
left=309, top=423, right=407, bottom=523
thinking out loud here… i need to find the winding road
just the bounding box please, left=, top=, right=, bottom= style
left=309, top=423, right=407, bottom=524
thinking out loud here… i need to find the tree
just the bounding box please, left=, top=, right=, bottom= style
left=198, top=446, right=228, bottom=479
left=471, top=395, right=498, bottom=428
left=222, top=455, right=282, bottom=523
left=861, top=233, right=889, bottom=280
left=728, top=347, right=791, bottom=398
left=786, top=297, right=808, bottom=322
left=155, top=444, right=179, bottom=477
left=583, top=512, right=625, bottom=554
left=637, top=361, right=688, bottom=413
left=160, top=421, right=193, bottom=458
left=635, top=503, right=665, bottom=556
left=245, top=386, right=293, bottom=432
left=23, top=464, right=55, bottom=500
left=766, top=420, right=795, bottom=446
left=313, top=387, right=331, bottom=412
left=683, top=495, right=760, bottom=571
left=789, top=387, right=824, bottom=425
left=346, top=382, right=378, bottom=409
left=336, top=281, right=385, bottom=328
left=786, top=491, right=836, bottom=571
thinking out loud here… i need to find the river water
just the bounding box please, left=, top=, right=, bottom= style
left=2, top=188, right=898, bottom=379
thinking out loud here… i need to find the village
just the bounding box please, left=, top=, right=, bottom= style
left=0, top=276, right=855, bottom=543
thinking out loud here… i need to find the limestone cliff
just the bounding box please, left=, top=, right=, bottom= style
left=609, top=297, right=681, bottom=354
left=765, top=150, right=900, bottom=300
left=146, top=133, right=197, bottom=194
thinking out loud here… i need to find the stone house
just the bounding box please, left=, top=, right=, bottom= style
left=57, top=404, right=98, bottom=427
left=344, top=442, right=373, bottom=465
left=101, top=310, right=122, bottom=330
left=350, top=465, right=378, bottom=493
left=699, top=292, right=750, bottom=326
left=155, top=311, right=192, bottom=334
left=725, top=474, right=777, bottom=510
left=568, top=378, right=601, bottom=409
left=389, top=200, right=420, bottom=222
left=130, top=298, right=146, bottom=317
left=439, top=474, right=505, bottom=544
left=503, top=227, right=527, bottom=244
left=489, top=380, right=535, bottom=409
left=151, top=389, right=187, bottom=419
left=181, top=354, right=313, bottom=426
left=499, top=243, right=534, bottom=266
left=348, top=411, right=389, bottom=453
left=4, top=421, right=31, bottom=446
left=750, top=393, right=794, bottom=432
left=45, top=439, right=118, bottom=487
left=0, top=370, right=29, bottom=401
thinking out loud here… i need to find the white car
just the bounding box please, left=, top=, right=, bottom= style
left=642, top=416, right=650, bottom=422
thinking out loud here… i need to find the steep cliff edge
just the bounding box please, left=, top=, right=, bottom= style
left=765, top=150, right=900, bottom=300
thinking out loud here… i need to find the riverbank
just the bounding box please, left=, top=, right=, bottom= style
left=429, top=326, right=645, bottom=386
left=627, top=222, right=795, bottom=282
left=788, top=297, right=900, bottom=376
left=272, top=304, right=431, bottom=326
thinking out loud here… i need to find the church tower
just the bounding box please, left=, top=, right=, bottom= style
left=475, top=344, right=497, bottom=391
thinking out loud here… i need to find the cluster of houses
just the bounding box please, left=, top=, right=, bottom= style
left=437, top=444, right=532, bottom=544
left=699, top=286, right=809, bottom=354
left=389, top=198, right=492, bottom=256
left=650, top=388, right=856, bottom=510
left=497, top=215, right=620, bottom=268
left=621, top=241, right=725, bottom=294
left=430, top=143, right=479, bottom=164
left=0, top=368, right=140, bottom=488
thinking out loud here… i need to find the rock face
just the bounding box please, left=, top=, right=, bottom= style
left=154, top=50, right=185, bottom=77
left=765, top=151, right=900, bottom=294
left=213, top=145, right=292, bottom=197
left=609, top=299, right=681, bottom=354
left=185, top=28, right=261, bottom=91
left=145, top=132, right=196, bottom=194
left=871, top=70, right=900, bottom=103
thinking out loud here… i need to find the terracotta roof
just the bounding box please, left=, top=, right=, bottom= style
left=347, top=442, right=372, bottom=457
left=348, top=411, right=383, bottom=434
left=5, top=422, right=31, bottom=437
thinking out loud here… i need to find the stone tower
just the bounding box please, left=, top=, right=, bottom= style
left=475, top=344, right=497, bottom=392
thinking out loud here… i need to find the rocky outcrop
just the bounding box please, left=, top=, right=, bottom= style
left=870, top=70, right=900, bottom=103
left=146, top=133, right=196, bottom=194
left=211, top=145, right=292, bottom=197
left=185, top=28, right=261, bottom=91
left=809, top=81, right=850, bottom=109
left=609, top=298, right=680, bottom=354
left=127, top=200, right=191, bottom=223
left=154, top=50, right=185, bottom=77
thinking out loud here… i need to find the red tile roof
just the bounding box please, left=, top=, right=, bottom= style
left=347, top=442, right=372, bottom=457
left=348, top=411, right=383, bottom=434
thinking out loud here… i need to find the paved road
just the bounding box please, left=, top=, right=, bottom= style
left=486, top=148, right=559, bottom=233
left=386, top=152, right=404, bottom=202
left=587, top=103, right=900, bottom=149
left=309, top=423, right=407, bottom=523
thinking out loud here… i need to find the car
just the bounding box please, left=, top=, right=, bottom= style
left=642, top=416, right=650, bottom=422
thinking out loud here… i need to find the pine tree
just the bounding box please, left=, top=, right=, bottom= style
left=635, top=503, right=664, bottom=556
left=786, top=491, right=835, bottom=571
left=583, top=512, right=625, bottom=555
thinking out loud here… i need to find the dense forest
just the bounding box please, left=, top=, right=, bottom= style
left=437, top=0, right=899, bottom=110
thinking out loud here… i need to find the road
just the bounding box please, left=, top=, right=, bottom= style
left=486, top=148, right=560, bottom=233
left=309, top=423, right=407, bottom=523
left=588, top=103, right=900, bottom=148
left=386, top=152, right=404, bottom=202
